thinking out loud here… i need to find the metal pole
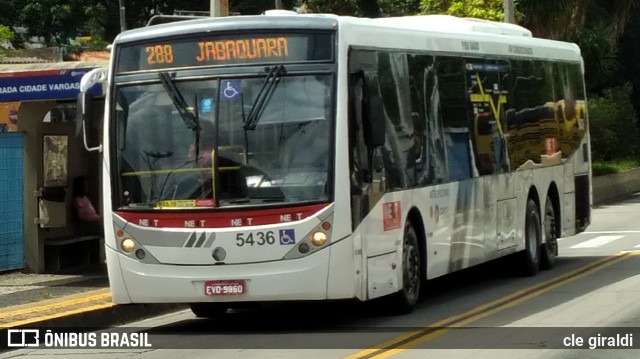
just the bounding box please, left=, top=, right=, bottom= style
left=503, top=0, right=515, bottom=23
left=118, top=0, right=126, bottom=32
left=210, top=0, right=219, bottom=16
left=211, top=0, right=229, bottom=17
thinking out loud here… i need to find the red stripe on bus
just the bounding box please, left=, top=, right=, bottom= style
left=115, top=203, right=328, bottom=228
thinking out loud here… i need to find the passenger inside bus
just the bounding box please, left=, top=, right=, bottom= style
left=188, top=120, right=216, bottom=167
left=185, top=120, right=251, bottom=201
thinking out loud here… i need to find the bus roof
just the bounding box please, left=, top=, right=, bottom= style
left=115, top=14, right=339, bottom=44
left=114, top=13, right=581, bottom=62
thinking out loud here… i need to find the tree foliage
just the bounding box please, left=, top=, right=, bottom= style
left=566, top=22, right=618, bottom=93
left=588, top=84, right=640, bottom=161
left=303, top=0, right=419, bottom=17
left=378, top=0, right=420, bottom=16
left=0, top=0, right=423, bottom=45
left=21, top=0, right=88, bottom=44
left=420, top=0, right=506, bottom=21
left=0, top=25, right=15, bottom=44
left=516, top=0, right=639, bottom=40
left=304, top=0, right=360, bottom=16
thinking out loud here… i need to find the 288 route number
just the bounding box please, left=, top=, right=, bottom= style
left=236, top=231, right=276, bottom=247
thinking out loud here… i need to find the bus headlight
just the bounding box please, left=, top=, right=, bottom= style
left=121, top=238, right=136, bottom=253
left=283, top=213, right=335, bottom=260
left=310, top=231, right=328, bottom=247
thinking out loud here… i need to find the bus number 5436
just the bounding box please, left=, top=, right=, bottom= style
left=236, top=231, right=276, bottom=246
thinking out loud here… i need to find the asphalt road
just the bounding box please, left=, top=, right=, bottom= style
left=4, top=194, right=640, bottom=359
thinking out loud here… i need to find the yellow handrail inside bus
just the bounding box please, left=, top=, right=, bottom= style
left=121, top=166, right=241, bottom=177
left=122, top=167, right=208, bottom=176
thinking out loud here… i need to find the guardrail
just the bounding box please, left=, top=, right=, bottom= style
left=592, top=168, right=640, bottom=206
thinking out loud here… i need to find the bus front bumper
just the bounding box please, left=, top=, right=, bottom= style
left=106, top=245, right=335, bottom=304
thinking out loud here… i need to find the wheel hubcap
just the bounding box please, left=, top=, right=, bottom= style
left=527, top=212, right=539, bottom=259
left=546, top=207, right=557, bottom=255
left=404, top=241, right=420, bottom=302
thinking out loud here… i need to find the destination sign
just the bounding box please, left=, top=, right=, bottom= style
left=117, top=32, right=333, bottom=73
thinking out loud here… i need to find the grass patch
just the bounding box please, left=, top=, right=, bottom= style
left=592, top=160, right=640, bottom=176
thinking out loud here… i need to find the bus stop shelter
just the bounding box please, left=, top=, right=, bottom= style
left=0, top=61, right=107, bottom=273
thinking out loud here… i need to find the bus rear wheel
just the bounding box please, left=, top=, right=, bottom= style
left=520, top=198, right=541, bottom=276
left=540, top=196, right=558, bottom=270
left=390, top=220, right=422, bottom=314
left=189, top=303, right=228, bottom=318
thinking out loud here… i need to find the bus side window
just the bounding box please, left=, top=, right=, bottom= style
left=349, top=72, right=370, bottom=190
left=437, top=56, right=474, bottom=181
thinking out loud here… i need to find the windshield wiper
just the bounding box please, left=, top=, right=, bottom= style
left=159, top=72, right=199, bottom=130
left=243, top=65, right=286, bottom=130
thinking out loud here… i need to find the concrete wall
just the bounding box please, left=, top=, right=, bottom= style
left=592, top=168, right=640, bottom=206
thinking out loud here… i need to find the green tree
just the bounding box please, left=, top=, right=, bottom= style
left=588, top=84, right=640, bottom=161
left=93, top=0, right=299, bottom=42
left=566, top=21, right=618, bottom=93
left=518, top=1, right=639, bottom=94
left=0, top=23, right=15, bottom=55
left=378, top=0, right=420, bottom=16
left=0, top=25, right=15, bottom=45
left=420, top=0, right=506, bottom=21
left=305, top=0, right=360, bottom=15
left=515, top=0, right=638, bottom=40
left=18, top=0, right=88, bottom=44
left=303, top=0, right=419, bottom=17
left=0, top=0, right=24, bottom=47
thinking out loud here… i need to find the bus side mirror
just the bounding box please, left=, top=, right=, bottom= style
left=77, top=68, right=107, bottom=152
left=364, top=95, right=385, bottom=148
left=77, top=92, right=93, bottom=127
left=77, top=92, right=101, bottom=152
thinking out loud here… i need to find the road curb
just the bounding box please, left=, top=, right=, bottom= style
left=24, top=303, right=187, bottom=329
left=0, top=288, right=186, bottom=330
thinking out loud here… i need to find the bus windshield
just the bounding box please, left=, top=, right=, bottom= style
left=115, top=72, right=332, bottom=210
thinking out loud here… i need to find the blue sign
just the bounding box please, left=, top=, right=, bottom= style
left=220, top=80, right=241, bottom=100
left=279, top=229, right=296, bottom=245
left=0, top=68, right=103, bottom=102
left=200, top=97, right=214, bottom=113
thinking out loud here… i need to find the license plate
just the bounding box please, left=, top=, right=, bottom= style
left=204, top=280, right=245, bottom=296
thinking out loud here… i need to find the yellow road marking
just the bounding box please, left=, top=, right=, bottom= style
left=0, top=288, right=112, bottom=326
left=346, top=253, right=634, bottom=359
left=1, top=302, right=115, bottom=329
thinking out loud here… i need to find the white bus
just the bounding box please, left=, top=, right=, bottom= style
left=79, top=11, right=591, bottom=316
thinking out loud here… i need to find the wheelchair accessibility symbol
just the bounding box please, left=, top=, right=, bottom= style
left=279, top=229, right=296, bottom=245
left=221, top=80, right=241, bottom=100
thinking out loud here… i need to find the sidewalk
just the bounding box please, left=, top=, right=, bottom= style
left=0, top=266, right=184, bottom=331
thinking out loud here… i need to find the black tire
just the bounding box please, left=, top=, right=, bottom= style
left=540, top=196, right=558, bottom=270
left=390, top=220, right=422, bottom=314
left=521, top=198, right=541, bottom=276
left=189, top=303, right=228, bottom=318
